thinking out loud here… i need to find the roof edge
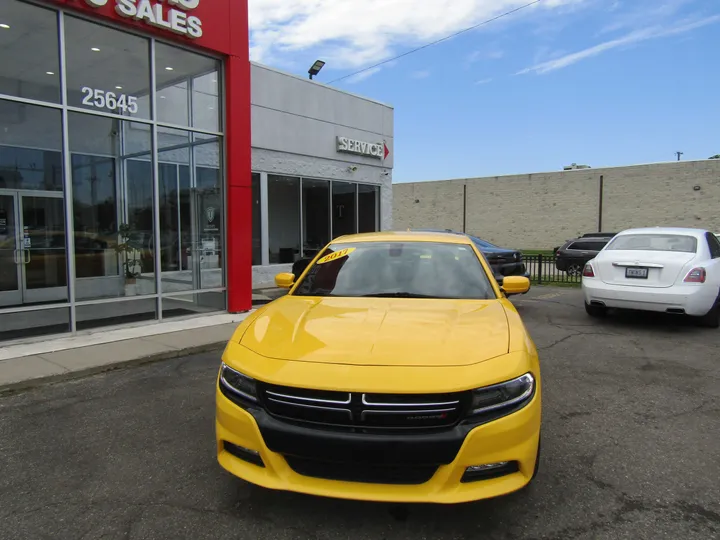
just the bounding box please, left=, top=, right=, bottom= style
left=250, top=62, right=394, bottom=109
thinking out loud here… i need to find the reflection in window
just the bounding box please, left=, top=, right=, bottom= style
left=0, top=0, right=60, bottom=102
left=162, top=291, right=226, bottom=318
left=252, top=173, right=261, bottom=265
left=71, top=155, right=116, bottom=242
left=268, top=176, right=300, bottom=264
left=0, top=102, right=63, bottom=191
left=332, top=181, right=357, bottom=239
left=158, top=163, right=181, bottom=272
left=302, top=179, right=330, bottom=257
left=155, top=43, right=220, bottom=131
left=158, top=128, right=190, bottom=291
left=126, top=160, right=154, bottom=273
left=0, top=147, right=63, bottom=191
left=64, top=15, right=150, bottom=119
left=69, top=112, right=156, bottom=299
left=358, top=184, right=380, bottom=233
left=157, top=129, right=223, bottom=295
left=194, top=137, right=222, bottom=289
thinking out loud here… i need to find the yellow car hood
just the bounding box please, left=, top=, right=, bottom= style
left=238, top=296, right=510, bottom=367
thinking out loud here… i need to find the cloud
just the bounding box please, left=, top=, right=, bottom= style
left=248, top=0, right=587, bottom=69
left=467, top=49, right=504, bottom=63
left=345, top=67, right=382, bottom=84
left=518, top=14, right=720, bottom=74
left=475, top=78, right=493, bottom=85
left=599, top=0, right=694, bottom=35
left=411, top=70, right=431, bottom=79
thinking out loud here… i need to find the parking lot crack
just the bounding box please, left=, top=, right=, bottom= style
left=538, top=332, right=582, bottom=351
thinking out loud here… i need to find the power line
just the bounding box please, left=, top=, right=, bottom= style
left=327, top=0, right=543, bottom=84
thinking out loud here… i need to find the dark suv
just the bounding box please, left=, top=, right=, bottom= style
left=555, top=237, right=613, bottom=276
left=410, top=229, right=528, bottom=284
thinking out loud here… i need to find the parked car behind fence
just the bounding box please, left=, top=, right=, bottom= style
left=555, top=237, right=613, bottom=276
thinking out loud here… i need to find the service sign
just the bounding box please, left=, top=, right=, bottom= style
left=337, top=137, right=389, bottom=160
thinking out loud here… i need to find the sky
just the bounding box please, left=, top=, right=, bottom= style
left=248, top=0, right=720, bottom=183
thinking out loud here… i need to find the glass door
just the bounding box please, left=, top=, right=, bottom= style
left=195, top=188, right=222, bottom=290
left=0, top=193, right=22, bottom=307
left=19, top=193, right=68, bottom=304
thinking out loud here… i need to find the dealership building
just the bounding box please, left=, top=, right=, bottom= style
left=0, top=0, right=394, bottom=342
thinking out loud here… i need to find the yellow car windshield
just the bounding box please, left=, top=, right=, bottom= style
left=293, top=241, right=496, bottom=300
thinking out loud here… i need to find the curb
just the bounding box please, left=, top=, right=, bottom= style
left=0, top=341, right=227, bottom=397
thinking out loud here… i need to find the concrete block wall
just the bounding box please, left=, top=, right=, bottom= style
left=601, top=161, right=720, bottom=232
left=392, top=180, right=466, bottom=232
left=464, top=171, right=599, bottom=248
left=394, top=160, right=720, bottom=249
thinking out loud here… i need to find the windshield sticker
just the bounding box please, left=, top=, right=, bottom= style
left=316, top=247, right=356, bottom=264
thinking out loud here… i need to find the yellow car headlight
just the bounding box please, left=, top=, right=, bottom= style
left=220, top=363, right=258, bottom=403
left=469, top=373, right=535, bottom=417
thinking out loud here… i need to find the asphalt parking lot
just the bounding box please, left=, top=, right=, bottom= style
left=0, top=286, right=718, bottom=540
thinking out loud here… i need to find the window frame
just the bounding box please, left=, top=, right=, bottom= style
left=705, top=232, right=720, bottom=259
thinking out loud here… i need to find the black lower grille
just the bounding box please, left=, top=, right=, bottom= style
left=285, top=456, right=438, bottom=485
left=258, top=383, right=468, bottom=432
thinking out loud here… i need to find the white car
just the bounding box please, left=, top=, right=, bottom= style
left=582, top=227, right=720, bottom=327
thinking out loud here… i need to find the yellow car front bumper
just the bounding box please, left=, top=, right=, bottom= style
left=216, top=385, right=541, bottom=504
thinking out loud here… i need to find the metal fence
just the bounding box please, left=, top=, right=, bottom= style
left=523, top=254, right=582, bottom=285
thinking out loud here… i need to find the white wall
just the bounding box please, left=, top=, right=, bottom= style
left=251, top=63, right=394, bottom=236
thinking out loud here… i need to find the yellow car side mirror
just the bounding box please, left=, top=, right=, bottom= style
left=275, top=272, right=295, bottom=289
left=502, top=276, right=530, bottom=296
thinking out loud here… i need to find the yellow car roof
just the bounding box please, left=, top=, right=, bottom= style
left=330, top=231, right=472, bottom=245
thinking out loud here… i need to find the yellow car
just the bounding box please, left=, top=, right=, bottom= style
left=216, top=231, right=541, bottom=504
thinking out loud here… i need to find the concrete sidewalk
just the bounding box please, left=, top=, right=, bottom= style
left=0, top=313, right=251, bottom=393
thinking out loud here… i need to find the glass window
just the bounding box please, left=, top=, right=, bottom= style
left=0, top=101, right=68, bottom=316
left=0, top=0, right=60, bottom=103
left=707, top=233, right=720, bottom=259
left=268, top=175, right=300, bottom=264
left=0, top=102, right=63, bottom=191
left=0, top=146, right=63, bottom=191
left=332, top=182, right=357, bottom=239
left=158, top=128, right=191, bottom=292
left=607, top=234, right=698, bottom=253
left=302, top=179, right=330, bottom=257
left=155, top=43, right=220, bottom=131
left=162, top=291, right=226, bottom=318
left=64, top=16, right=151, bottom=119
left=158, top=163, right=180, bottom=272
left=0, top=308, right=70, bottom=341
left=76, top=299, right=156, bottom=331
left=358, top=184, right=380, bottom=233
left=157, top=129, right=223, bottom=298
left=194, top=135, right=222, bottom=289
left=69, top=112, right=156, bottom=300
left=294, top=242, right=496, bottom=300
left=251, top=173, right=261, bottom=266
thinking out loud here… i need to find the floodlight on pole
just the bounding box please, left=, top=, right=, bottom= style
left=308, top=60, right=325, bottom=80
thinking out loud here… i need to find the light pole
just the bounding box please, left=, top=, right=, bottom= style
left=675, top=151, right=684, bottom=161
left=308, top=60, right=325, bottom=80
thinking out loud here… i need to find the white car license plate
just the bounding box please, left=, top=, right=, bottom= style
left=626, top=267, right=648, bottom=279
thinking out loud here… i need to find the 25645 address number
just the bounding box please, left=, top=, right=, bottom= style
left=81, top=87, right=139, bottom=114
